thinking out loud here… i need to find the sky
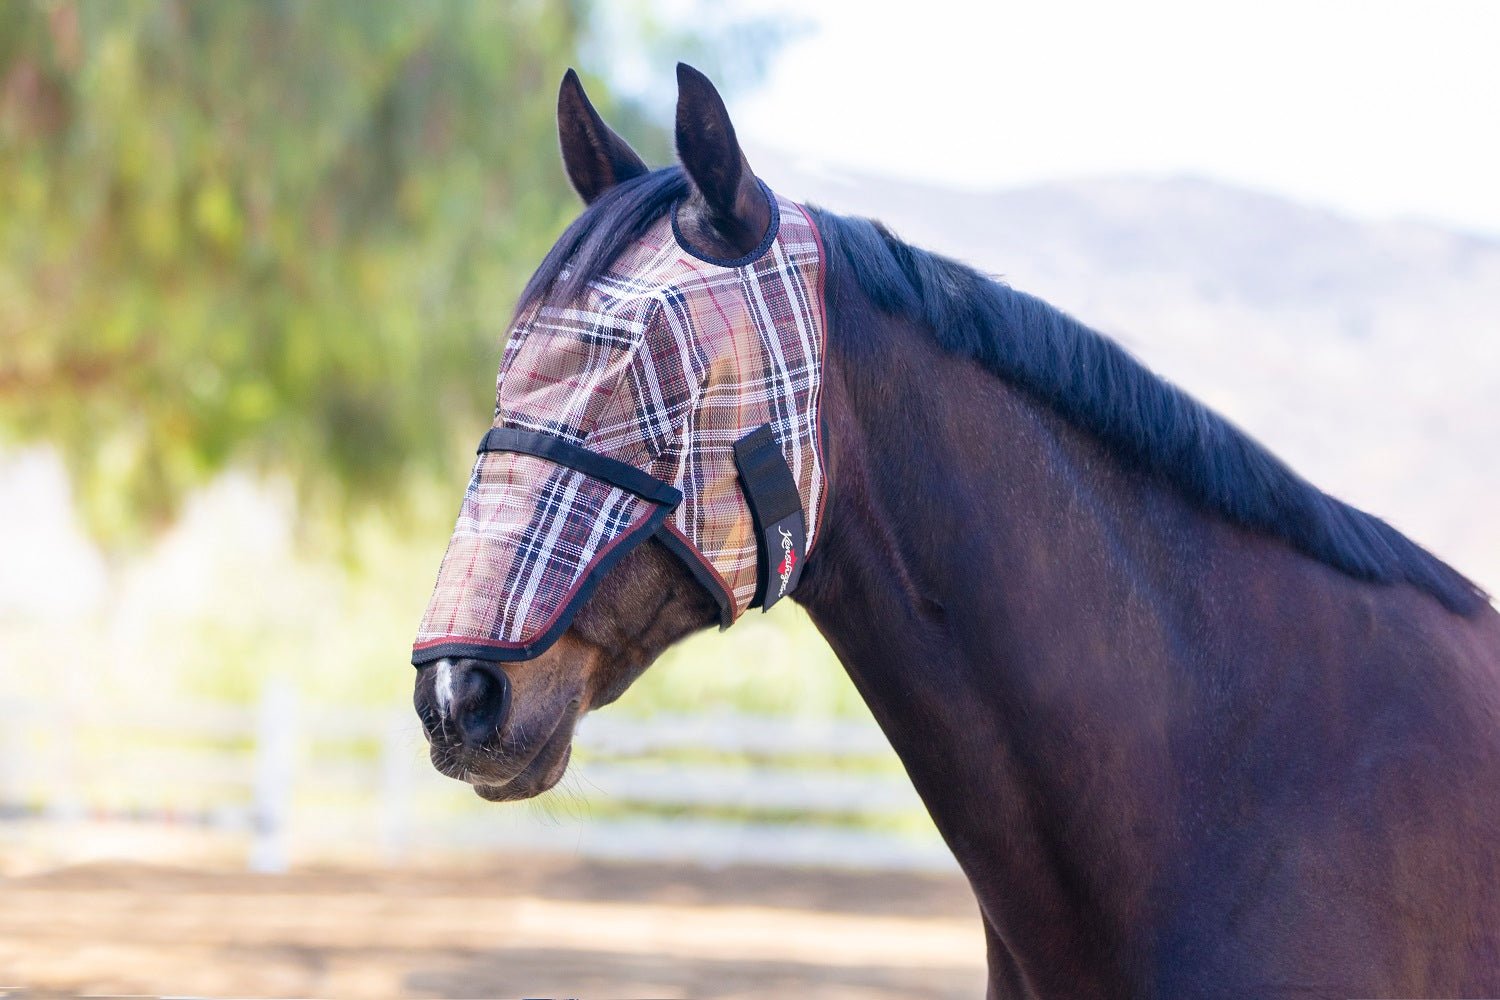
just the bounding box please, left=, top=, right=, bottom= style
left=645, top=0, right=1500, bottom=237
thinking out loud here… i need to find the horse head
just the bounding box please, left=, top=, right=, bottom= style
left=412, top=65, right=826, bottom=801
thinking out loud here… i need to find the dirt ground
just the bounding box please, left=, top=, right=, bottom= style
left=0, top=854, right=987, bottom=998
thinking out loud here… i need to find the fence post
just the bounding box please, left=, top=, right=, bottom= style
left=379, top=707, right=417, bottom=864
left=250, top=678, right=296, bottom=874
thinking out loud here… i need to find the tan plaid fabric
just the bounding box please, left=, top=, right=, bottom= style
left=412, top=191, right=827, bottom=664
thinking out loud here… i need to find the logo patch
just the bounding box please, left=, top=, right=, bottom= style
left=776, top=527, right=798, bottom=598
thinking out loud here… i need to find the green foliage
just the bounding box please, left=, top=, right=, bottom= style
left=0, top=0, right=658, bottom=541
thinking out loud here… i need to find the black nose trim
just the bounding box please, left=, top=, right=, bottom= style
left=450, top=659, right=512, bottom=747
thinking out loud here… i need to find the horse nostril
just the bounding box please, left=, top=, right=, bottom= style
left=451, top=660, right=512, bottom=747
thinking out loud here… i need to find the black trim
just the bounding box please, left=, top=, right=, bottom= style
left=479, top=427, right=682, bottom=506
left=670, top=179, right=782, bottom=268
left=655, top=523, right=735, bottom=629
left=412, top=501, right=675, bottom=667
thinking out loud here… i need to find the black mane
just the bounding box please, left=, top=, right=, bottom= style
left=519, top=168, right=691, bottom=313
left=519, top=166, right=1486, bottom=615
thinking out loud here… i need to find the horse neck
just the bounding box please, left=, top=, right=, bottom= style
left=795, top=298, right=1329, bottom=982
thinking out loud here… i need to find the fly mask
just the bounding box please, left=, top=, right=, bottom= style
left=412, top=187, right=828, bottom=666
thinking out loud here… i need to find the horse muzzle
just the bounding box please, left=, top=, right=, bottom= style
left=413, top=657, right=580, bottom=799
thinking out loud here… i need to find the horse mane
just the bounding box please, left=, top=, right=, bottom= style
left=517, top=166, right=1487, bottom=615
left=518, top=168, right=691, bottom=313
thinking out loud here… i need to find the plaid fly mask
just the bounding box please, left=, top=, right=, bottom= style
left=412, top=188, right=828, bottom=665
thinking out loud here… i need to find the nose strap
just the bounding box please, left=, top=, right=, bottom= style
left=478, top=427, right=683, bottom=506
left=733, top=425, right=808, bottom=610
left=475, top=424, right=807, bottom=620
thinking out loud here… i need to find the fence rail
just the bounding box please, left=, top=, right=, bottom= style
left=0, top=685, right=954, bottom=873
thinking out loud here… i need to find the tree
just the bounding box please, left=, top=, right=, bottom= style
left=0, top=1, right=697, bottom=541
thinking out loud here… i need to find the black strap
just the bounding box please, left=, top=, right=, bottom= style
left=733, top=425, right=807, bottom=610
left=479, top=427, right=682, bottom=507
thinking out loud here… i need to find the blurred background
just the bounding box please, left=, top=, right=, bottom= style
left=0, top=1, right=1495, bottom=997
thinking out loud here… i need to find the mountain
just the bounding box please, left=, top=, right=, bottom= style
left=751, top=150, right=1500, bottom=592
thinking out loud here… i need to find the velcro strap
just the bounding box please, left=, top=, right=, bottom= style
left=733, top=425, right=807, bottom=610
left=478, top=426, right=682, bottom=507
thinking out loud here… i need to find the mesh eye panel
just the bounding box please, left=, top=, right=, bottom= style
left=412, top=192, right=827, bottom=665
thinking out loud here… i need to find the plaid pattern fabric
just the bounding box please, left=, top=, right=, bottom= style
left=413, top=191, right=827, bottom=663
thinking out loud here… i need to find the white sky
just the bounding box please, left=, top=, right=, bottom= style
left=701, top=0, right=1500, bottom=237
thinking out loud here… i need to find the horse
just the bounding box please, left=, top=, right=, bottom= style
left=412, top=64, right=1500, bottom=998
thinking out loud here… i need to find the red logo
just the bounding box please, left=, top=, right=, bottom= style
left=776, top=527, right=797, bottom=597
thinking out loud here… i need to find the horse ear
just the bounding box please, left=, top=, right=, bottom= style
left=674, top=62, right=771, bottom=254
left=557, top=68, right=649, bottom=205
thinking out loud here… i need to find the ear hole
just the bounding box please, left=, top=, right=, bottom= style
left=669, top=178, right=782, bottom=267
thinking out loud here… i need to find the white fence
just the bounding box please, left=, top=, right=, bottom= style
left=0, top=684, right=954, bottom=873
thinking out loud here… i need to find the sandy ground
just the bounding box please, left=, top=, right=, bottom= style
left=0, top=855, right=986, bottom=998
